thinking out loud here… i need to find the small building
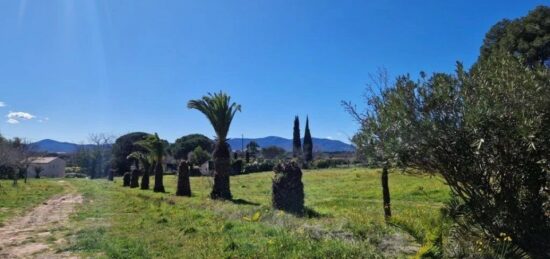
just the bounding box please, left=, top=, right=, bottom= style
left=27, top=157, right=66, bottom=178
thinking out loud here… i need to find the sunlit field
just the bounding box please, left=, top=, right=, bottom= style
left=0, top=168, right=450, bottom=258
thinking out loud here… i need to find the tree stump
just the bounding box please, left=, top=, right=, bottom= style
left=130, top=168, right=140, bottom=188
left=122, top=172, right=131, bottom=187
left=176, top=161, right=192, bottom=196
left=272, top=162, right=304, bottom=215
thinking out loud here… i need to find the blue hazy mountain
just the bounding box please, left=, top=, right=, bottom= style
left=31, top=136, right=354, bottom=153
left=227, top=136, right=354, bottom=152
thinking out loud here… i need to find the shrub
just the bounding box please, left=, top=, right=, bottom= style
left=272, top=162, right=304, bottom=215
left=65, top=173, right=88, bottom=178
left=243, top=161, right=275, bottom=174
left=231, top=159, right=243, bottom=175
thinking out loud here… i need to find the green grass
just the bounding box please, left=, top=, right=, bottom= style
left=0, top=179, right=65, bottom=225
left=60, top=168, right=449, bottom=258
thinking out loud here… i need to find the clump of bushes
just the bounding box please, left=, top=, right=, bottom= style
left=243, top=161, right=275, bottom=174
left=65, top=173, right=88, bottom=178
left=312, top=159, right=350, bottom=169
left=231, top=160, right=243, bottom=175
left=272, top=162, right=304, bottom=215
left=176, top=161, right=191, bottom=197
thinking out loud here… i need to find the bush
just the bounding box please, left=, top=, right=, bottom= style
left=312, top=159, right=350, bottom=169
left=272, top=162, right=304, bottom=215
left=65, top=173, right=88, bottom=178
left=243, top=161, right=275, bottom=174
left=231, top=160, right=243, bottom=175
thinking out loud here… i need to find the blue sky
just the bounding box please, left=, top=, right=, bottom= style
left=0, top=0, right=545, bottom=144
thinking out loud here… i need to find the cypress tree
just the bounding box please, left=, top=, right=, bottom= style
left=292, top=116, right=302, bottom=158
left=303, top=116, right=313, bottom=162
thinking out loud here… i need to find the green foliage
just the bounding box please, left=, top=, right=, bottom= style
left=135, top=133, right=167, bottom=193
left=243, top=161, right=275, bottom=174
left=246, top=141, right=260, bottom=157
left=312, top=159, right=350, bottom=169
left=261, top=146, right=286, bottom=160
left=170, top=134, right=213, bottom=160
left=480, top=6, right=550, bottom=67
left=303, top=117, right=313, bottom=162
left=348, top=52, right=550, bottom=257
left=187, top=146, right=210, bottom=166
left=293, top=116, right=302, bottom=158
left=188, top=91, right=241, bottom=200
left=65, top=173, right=88, bottom=178
left=187, top=92, right=241, bottom=143
left=112, top=132, right=149, bottom=175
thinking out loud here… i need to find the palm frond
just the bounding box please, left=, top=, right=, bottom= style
left=187, top=91, right=241, bottom=142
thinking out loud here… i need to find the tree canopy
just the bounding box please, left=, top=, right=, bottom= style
left=171, top=134, right=214, bottom=160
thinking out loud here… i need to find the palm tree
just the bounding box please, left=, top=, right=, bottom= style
left=135, top=133, right=166, bottom=192
left=188, top=92, right=241, bottom=200
left=127, top=151, right=153, bottom=190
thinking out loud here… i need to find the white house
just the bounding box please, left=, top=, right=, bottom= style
left=27, top=157, right=66, bottom=178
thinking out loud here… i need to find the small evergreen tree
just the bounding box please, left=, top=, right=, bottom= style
left=303, top=117, right=313, bottom=162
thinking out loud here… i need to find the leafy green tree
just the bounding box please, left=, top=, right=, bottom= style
left=188, top=92, right=241, bottom=200
left=347, top=53, right=550, bottom=257
left=136, top=133, right=167, bottom=193
left=262, top=146, right=286, bottom=160
left=127, top=151, right=153, bottom=190
left=187, top=146, right=211, bottom=167
left=246, top=141, right=259, bottom=158
left=171, top=134, right=214, bottom=160
left=343, top=70, right=409, bottom=220
left=292, top=116, right=302, bottom=158
left=479, top=6, right=550, bottom=67
left=112, top=132, right=149, bottom=175
left=303, top=117, right=313, bottom=163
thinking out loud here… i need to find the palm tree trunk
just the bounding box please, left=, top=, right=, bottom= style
left=211, top=141, right=232, bottom=200
left=141, top=163, right=150, bottom=190
left=153, top=160, right=165, bottom=193
left=176, top=161, right=191, bottom=196
left=382, top=166, right=391, bottom=220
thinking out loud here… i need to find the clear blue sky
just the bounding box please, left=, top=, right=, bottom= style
left=0, top=0, right=545, bottom=144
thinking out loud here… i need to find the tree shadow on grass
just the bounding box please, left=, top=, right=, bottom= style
left=302, top=206, right=328, bottom=218
left=280, top=206, right=329, bottom=218
left=230, top=198, right=260, bottom=206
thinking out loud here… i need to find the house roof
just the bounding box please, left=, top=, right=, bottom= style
left=28, top=157, right=60, bottom=164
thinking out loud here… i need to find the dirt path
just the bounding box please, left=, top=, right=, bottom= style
left=0, top=185, right=83, bottom=258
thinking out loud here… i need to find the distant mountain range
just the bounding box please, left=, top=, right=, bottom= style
left=227, top=136, right=354, bottom=153
left=30, top=136, right=354, bottom=154
left=29, top=139, right=90, bottom=153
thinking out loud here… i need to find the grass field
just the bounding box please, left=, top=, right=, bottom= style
left=0, top=179, right=65, bottom=226
left=1, top=168, right=450, bottom=258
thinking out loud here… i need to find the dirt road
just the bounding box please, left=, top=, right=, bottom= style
left=0, top=191, right=83, bottom=258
